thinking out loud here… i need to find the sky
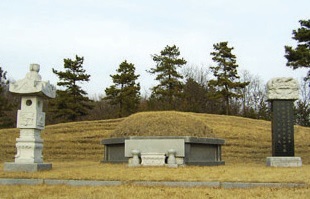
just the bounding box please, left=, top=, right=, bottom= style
left=0, top=0, right=309, bottom=98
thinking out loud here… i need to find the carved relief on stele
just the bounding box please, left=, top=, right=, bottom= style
left=266, top=77, right=299, bottom=100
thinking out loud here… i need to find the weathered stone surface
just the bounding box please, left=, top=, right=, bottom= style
left=5, top=65, right=55, bottom=172
left=141, top=153, right=166, bottom=166
left=44, top=179, right=122, bottom=186
left=128, top=149, right=141, bottom=167
left=9, top=64, right=56, bottom=98
left=0, top=178, right=306, bottom=188
left=266, top=77, right=299, bottom=100
left=266, top=157, right=302, bottom=167
left=133, top=181, right=221, bottom=188
left=125, top=139, right=185, bottom=157
left=0, top=178, right=43, bottom=185
left=4, top=163, right=52, bottom=172
left=102, top=136, right=225, bottom=166
left=17, top=97, right=46, bottom=129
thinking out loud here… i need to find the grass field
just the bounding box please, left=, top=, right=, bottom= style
left=0, top=112, right=309, bottom=198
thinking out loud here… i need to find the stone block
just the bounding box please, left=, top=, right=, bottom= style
left=125, top=139, right=184, bottom=157
left=102, top=136, right=225, bottom=166
left=266, top=157, right=302, bottom=167
left=4, top=162, right=52, bottom=172
left=0, top=178, right=43, bottom=185
left=176, top=157, right=184, bottom=165
left=44, top=179, right=122, bottom=186
left=141, top=153, right=166, bottom=166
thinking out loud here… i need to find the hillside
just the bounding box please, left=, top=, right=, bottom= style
left=0, top=112, right=309, bottom=164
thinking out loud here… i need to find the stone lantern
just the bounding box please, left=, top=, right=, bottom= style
left=4, top=64, right=56, bottom=172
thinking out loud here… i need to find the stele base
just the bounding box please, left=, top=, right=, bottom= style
left=266, top=157, right=302, bottom=167
left=4, top=162, right=52, bottom=172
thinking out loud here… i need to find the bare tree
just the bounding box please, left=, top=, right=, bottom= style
left=240, top=70, right=268, bottom=119
left=295, top=79, right=310, bottom=126
left=182, top=64, right=211, bottom=87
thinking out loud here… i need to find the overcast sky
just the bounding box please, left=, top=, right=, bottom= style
left=1, top=0, right=309, bottom=97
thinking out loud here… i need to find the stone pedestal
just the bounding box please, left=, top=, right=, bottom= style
left=167, top=149, right=178, bottom=168
left=266, top=157, right=302, bottom=167
left=128, top=149, right=141, bottom=167
left=4, top=64, right=55, bottom=172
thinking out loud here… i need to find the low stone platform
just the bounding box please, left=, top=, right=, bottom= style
left=102, top=136, right=225, bottom=166
left=266, top=157, right=302, bottom=167
left=4, top=162, right=52, bottom=172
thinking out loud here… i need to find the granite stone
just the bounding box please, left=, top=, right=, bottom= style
left=4, top=64, right=55, bottom=172
left=4, top=163, right=52, bottom=172
left=266, top=77, right=299, bottom=100
left=266, top=157, right=302, bottom=167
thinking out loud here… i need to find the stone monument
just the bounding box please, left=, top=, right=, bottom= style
left=4, top=64, right=56, bottom=172
left=266, top=77, right=302, bottom=167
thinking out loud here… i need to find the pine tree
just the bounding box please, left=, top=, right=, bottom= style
left=148, top=45, right=187, bottom=109
left=50, top=55, right=93, bottom=122
left=182, top=78, right=207, bottom=113
left=285, top=19, right=310, bottom=83
left=105, top=60, right=140, bottom=117
left=208, top=42, right=249, bottom=115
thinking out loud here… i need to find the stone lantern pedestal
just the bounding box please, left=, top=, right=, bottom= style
left=4, top=64, right=56, bottom=172
left=266, top=77, right=302, bottom=167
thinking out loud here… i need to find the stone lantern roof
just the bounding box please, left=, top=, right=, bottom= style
left=9, top=64, right=56, bottom=98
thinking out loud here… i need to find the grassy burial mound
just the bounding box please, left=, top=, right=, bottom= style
left=0, top=111, right=309, bottom=164
left=110, top=111, right=215, bottom=138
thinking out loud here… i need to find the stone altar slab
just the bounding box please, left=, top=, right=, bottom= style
left=125, top=139, right=185, bottom=157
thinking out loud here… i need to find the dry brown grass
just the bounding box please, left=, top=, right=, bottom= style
left=0, top=161, right=309, bottom=184
left=0, top=118, right=124, bottom=162
left=111, top=111, right=214, bottom=137
left=0, top=111, right=310, bottom=198
left=0, top=111, right=309, bottom=164
left=0, top=184, right=309, bottom=199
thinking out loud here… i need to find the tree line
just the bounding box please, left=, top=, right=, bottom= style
left=0, top=19, right=309, bottom=128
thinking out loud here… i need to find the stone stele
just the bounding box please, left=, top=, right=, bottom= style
left=266, top=77, right=299, bottom=100
left=4, top=64, right=56, bottom=172
left=266, top=77, right=302, bottom=167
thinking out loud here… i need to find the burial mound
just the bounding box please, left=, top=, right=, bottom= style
left=110, top=111, right=215, bottom=138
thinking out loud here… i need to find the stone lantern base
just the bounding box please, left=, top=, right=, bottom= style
left=4, top=162, right=52, bottom=172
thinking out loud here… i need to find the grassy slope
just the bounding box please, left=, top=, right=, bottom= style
left=0, top=112, right=309, bottom=164
left=1, top=112, right=310, bottom=198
